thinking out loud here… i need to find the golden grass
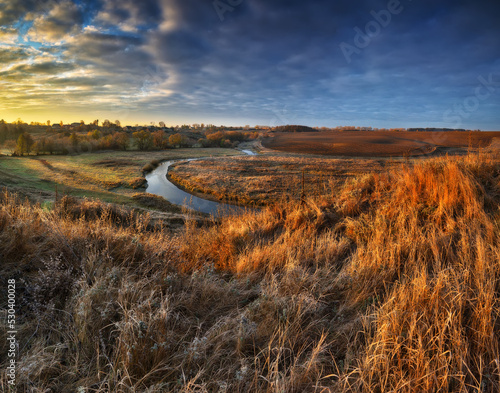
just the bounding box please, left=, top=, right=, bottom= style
left=169, top=155, right=401, bottom=206
left=1, top=152, right=500, bottom=392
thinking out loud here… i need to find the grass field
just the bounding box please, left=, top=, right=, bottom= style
left=0, top=148, right=240, bottom=206
left=263, top=130, right=500, bottom=156
left=168, top=155, right=403, bottom=206
left=2, top=152, right=500, bottom=392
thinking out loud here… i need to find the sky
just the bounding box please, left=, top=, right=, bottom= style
left=0, top=0, right=499, bottom=129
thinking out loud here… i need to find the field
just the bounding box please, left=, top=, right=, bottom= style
left=263, top=130, right=500, bottom=156
left=168, top=155, right=403, bottom=206
left=2, top=138, right=500, bottom=392
left=0, top=148, right=239, bottom=207
left=2, top=151, right=500, bottom=392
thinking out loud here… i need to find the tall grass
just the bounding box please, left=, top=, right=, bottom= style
left=1, top=154, right=500, bottom=392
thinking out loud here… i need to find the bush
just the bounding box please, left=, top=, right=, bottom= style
left=142, top=159, right=162, bottom=173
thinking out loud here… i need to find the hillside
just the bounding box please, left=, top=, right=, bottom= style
left=271, top=125, right=317, bottom=133
left=1, top=153, right=500, bottom=392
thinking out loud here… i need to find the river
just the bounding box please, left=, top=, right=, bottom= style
left=145, top=150, right=255, bottom=215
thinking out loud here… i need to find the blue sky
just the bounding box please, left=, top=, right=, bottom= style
left=0, top=0, right=499, bottom=129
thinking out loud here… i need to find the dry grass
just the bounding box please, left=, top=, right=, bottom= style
left=1, top=152, right=500, bottom=392
left=169, top=155, right=401, bottom=206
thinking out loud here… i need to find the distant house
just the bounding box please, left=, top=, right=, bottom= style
left=51, top=124, right=61, bottom=129
left=70, top=122, right=81, bottom=128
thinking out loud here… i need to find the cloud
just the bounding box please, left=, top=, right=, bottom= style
left=95, top=0, right=161, bottom=30
left=0, top=46, right=31, bottom=64
left=0, top=0, right=499, bottom=128
left=0, top=0, right=40, bottom=25
left=152, top=29, right=210, bottom=66
left=45, top=75, right=107, bottom=87
left=0, top=61, right=75, bottom=77
left=27, top=0, right=84, bottom=43
left=0, top=27, right=18, bottom=43
left=67, top=30, right=143, bottom=59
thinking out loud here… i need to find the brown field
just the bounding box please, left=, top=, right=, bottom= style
left=263, top=130, right=500, bottom=156
left=169, top=155, right=403, bottom=206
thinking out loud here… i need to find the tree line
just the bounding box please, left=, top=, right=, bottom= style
left=0, top=119, right=259, bottom=156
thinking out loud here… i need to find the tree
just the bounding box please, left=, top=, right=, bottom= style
left=16, top=133, right=33, bottom=155
left=112, top=132, right=129, bottom=150
left=133, top=130, right=153, bottom=150
left=168, top=133, right=187, bottom=148
left=114, top=120, right=121, bottom=128
left=0, top=120, right=7, bottom=144
left=14, top=120, right=25, bottom=137
left=16, top=133, right=26, bottom=155
left=47, top=120, right=51, bottom=126
left=88, top=129, right=101, bottom=140
left=70, top=132, right=78, bottom=150
left=4, top=140, right=16, bottom=155
left=35, top=137, right=47, bottom=154
left=152, top=130, right=166, bottom=149
left=159, top=121, right=166, bottom=128
left=44, top=137, right=56, bottom=155
left=25, top=133, right=34, bottom=154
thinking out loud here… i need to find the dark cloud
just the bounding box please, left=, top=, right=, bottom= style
left=153, top=29, right=210, bottom=65
left=95, top=0, right=161, bottom=28
left=27, top=0, right=84, bottom=42
left=5, top=61, right=75, bottom=75
left=139, top=0, right=500, bottom=127
left=45, top=75, right=107, bottom=87
left=0, top=47, right=30, bottom=63
left=0, top=0, right=38, bottom=25
left=68, top=30, right=143, bottom=58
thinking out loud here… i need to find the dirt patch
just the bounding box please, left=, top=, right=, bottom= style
left=39, top=159, right=55, bottom=170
